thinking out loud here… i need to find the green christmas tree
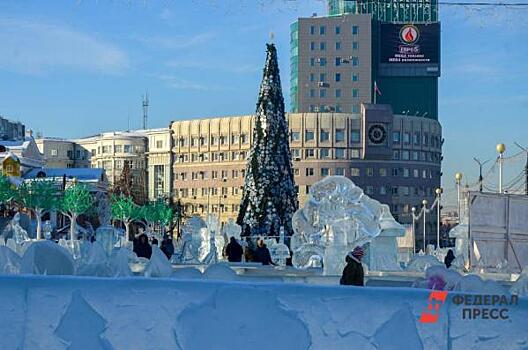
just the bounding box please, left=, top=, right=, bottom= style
left=18, top=179, right=59, bottom=240
left=60, top=183, right=94, bottom=241
left=0, top=174, right=16, bottom=206
left=111, top=194, right=141, bottom=240
left=237, top=43, right=298, bottom=237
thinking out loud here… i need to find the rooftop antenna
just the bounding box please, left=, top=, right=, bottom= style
left=269, top=31, right=274, bottom=43
left=142, top=92, right=149, bottom=130
left=127, top=111, right=130, bottom=131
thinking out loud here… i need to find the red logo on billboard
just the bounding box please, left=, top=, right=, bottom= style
left=419, top=291, right=448, bottom=324
left=400, top=24, right=419, bottom=45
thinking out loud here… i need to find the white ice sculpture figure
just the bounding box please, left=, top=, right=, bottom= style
left=199, top=215, right=225, bottom=262
left=171, top=231, right=200, bottom=264
left=59, top=239, right=83, bottom=260
left=448, top=191, right=470, bottom=270
left=223, top=218, right=242, bottom=240
left=21, top=240, right=75, bottom=275
left=76, top=242, right=112, bottom=277
left=144, top=245, right=173, bottom=278
left=43, top=221, right=52, bottom=240
left=6, top=238, right=21, bottom=256
left=182, top=216, right=206, bottom=260
left=406, top=253, right=443, bottom=272
left=202, top=235, right=218, bottom=265
left=364, top=205, right=406, bottom=271
left=109, top=248, right=134, bottom=277
left=269, top=227, right=290, bottom=267
left=291, top=176, right=384, bottom=275
left=2, top=213, right=30, bottom=245
left=96, top=226, right=119, bottom=257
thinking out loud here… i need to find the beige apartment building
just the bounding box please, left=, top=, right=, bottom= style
left=171, top=104, right=442, bottom=244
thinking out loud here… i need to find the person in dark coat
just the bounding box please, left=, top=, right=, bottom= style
left=225, top=237, right=243, bottom=262
left=340, top=246, right=365, bottom=286
left=160, top=237, right=175, bottom=259
left=133, top=234, right=152, bottom=259
left=253, top=239, right=273, bottom=265
left=444, top=249, right=455, bottom=269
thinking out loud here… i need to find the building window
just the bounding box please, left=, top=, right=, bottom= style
left=102, top=146, right=111, bottom=154
left=335, top=167, right=344, bottom=176
left=336, top=104, right=341, bottom=112
left=350, top=130, right=360, bottom=143
left=350, top=149, right=360, bottom=158
left=402, top=150, right=410, bottom=160
left=154, top=165, right=165, bottom=198
left=352, top=104, right=360, bottom=113
left=335, top=89, right=341, bottom=98
left=380, top=186, right=387, bottom=195
left=379, top=168, right=387, bottom=177
left=350, top=167, right=360, bottom=177
left=305, top=149, right=315, bottom=158
left=352, top=89, right=359, bottom=98
left=335, top=57, right=341, bottom=66
left=366, top=168, right=374, bottom=177
left=306, top=168, right=314, bottom=176
left=321, top=168, right=329, bottom=177
left=320, top=42, right=326, bottom=50
left=335, top=42, right=341, bottom=50
left=291, top=131, right=300, bottom=141
left=292, top=149, right=301, bottom=159
left=319, top=58, right=327, bottom=66
left=414, top=169, right=419, bottom=178
left=319, top=73, right=326, bottom=82
left=392, top=168, right=399, bottom=176
left=352, top=25, right=359, bottom=35
left=335, top=26, right=340, bottom=34
left=231, top=134, right=239, bottom=144
left=310, top=73, right=315, bottom=82
left=310, top=42, right=315, bottom=50
left=335, top=73, right=341, bottom=82
left=320, top=129, right=330, bottom=142
left=335, top=148, right=345, bottom=159
left=352, top=73, right=359, bottom=82
left=413, top=151, right=419, bottom=161
left=352, top=57, right=359, bottom=66
left=320, top=26, right=325, bottom=35
left=335, top=129, right=345, bottom=142
left=393, top=131, right=401, bottom=143
left=293, top=168, right=300, bottom=176
left=403, top=168, right=410, bottom=177
left=310, top=26, right=315, bottom=35
left=352, top=42, right=359, bottom=50
left=114, top=145, right=122, bottom=153
left=320, top=89, right=326, bottom=98
left=310, top=58, right=315, bottom=66
left=366, top=186, right=374, bottom=195
left=305, top=130, right=315, bottom=141
left=403, top=132, right=411, bottom=144
left=414, top=132, right=421, bottom=145
left=320, top=148, right=330, bottom=158
left=423, top=170, right=427, bottom=179
left=310, top=89, right=315, bottom=98
left=51, top=149, right=58, bottom=157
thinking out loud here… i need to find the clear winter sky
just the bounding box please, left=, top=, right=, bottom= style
left=1, top=0, right=527, bottom=206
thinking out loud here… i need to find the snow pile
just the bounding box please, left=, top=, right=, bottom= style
left=0, top=246, right=21, bottom=274
left=20, top=241, right=75, bottom=275
left=76, top=242, right=112, bottom=277
left=144, top=246, right=172, bottom=278
left=202, top=263, right=239, bottom=281
left=108, top=248, right=134, bottom=277
left=0, top=275, right=526, bottom=350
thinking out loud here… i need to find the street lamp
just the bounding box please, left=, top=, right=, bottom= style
left=435, top=188, right=442, bottom=249
left=473, top=158, right=490, bottom=193
left=496, top=143, right=506, bottom=194
left=422, top=199, right=428, bottom=252
left=455, top=172, right=463, bottom=222
left=411, top=206, right=416, bottom=254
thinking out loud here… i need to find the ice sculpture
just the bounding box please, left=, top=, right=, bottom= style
left=223, top=218, right=242, bottom=240
left=198, top=215, right=226, bottom=262
left=448, top=191, right=469, bottom=270
left=43, top=221, right=52, bottom=240
left=291, top=176, right=385, bottom=275
left=511, top=266, right=528, bottom=297
left=0, top=245, right=21, bottom=274
left=144, top=245, right=173, bottom=278
left=406, top=254, right=443, bottom=272
left=2, top=213, right=30, bottom=245
left=95, top=192, right=120, bottom=253
left=172, top=231, right=200, bottom=264
left=76, top=242, right=112, bottom=277
left=97, top=227, right=120, bottom=257
left=202, top=235, right=218, bottom=265
left=21, top=240, right=75, bottom=275
left=269, top=227, right=290, bottom=267
left=364, top=205, right=406, bottom=271
left=181, top=216, right=206, bottom=260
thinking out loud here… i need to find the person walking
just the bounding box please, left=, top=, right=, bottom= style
left=161, top=236, right=175, bottom=259
left=225, top=237, right=243, bottom=262
left=340, top=246, right=365, bottom=286
left=253, top=239, right=273, bottom=265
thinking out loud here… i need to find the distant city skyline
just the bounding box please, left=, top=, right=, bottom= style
left=1, top=0, right=527, bottom=206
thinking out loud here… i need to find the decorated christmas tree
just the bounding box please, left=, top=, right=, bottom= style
left=237, top=43, right=298, bottom=237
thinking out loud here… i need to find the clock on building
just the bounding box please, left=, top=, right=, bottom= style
left=368, top=124, right=387, bottom=144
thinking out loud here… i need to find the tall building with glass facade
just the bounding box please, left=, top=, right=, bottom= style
left=291, top=0, right=440, bottom=119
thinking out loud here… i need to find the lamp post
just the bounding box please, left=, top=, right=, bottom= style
left=422, top=199, right=428, bottom=252
left=455, top=172, right=463, bottom=222
left=473, top=158, right=490, bottom=193
left=496, top=143, right=506, bottom=194
left=411, top=206, right=416, bottom=254
left=435, top=188, right=442, bottom=249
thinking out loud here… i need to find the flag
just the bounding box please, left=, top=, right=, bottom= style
left=374, top=81, right=382, bottom=96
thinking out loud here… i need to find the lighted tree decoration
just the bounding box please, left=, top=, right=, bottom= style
left=111, top=194, right=141, bottom=241
left=141, top=200, right=175, bottom=234
left=0, top=174, right=16, bottom=206
left=18, top=179, right=59, bottom=240
left=60, top=182, right=94, bottom=241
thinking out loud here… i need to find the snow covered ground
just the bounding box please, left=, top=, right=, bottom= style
left=0, top=275, right=526, bottom=350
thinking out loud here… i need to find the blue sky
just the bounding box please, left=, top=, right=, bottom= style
left=1, top=0, right=527, bottom=206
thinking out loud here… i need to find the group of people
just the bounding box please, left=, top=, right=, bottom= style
left=225, top=237, right=274, bottom=265
left=133, top=234, right=174, bottom=260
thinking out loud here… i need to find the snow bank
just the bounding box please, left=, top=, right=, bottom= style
left=20, top=241, right=75, bottom=275
left=0, top=275, right=525, bottom=350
